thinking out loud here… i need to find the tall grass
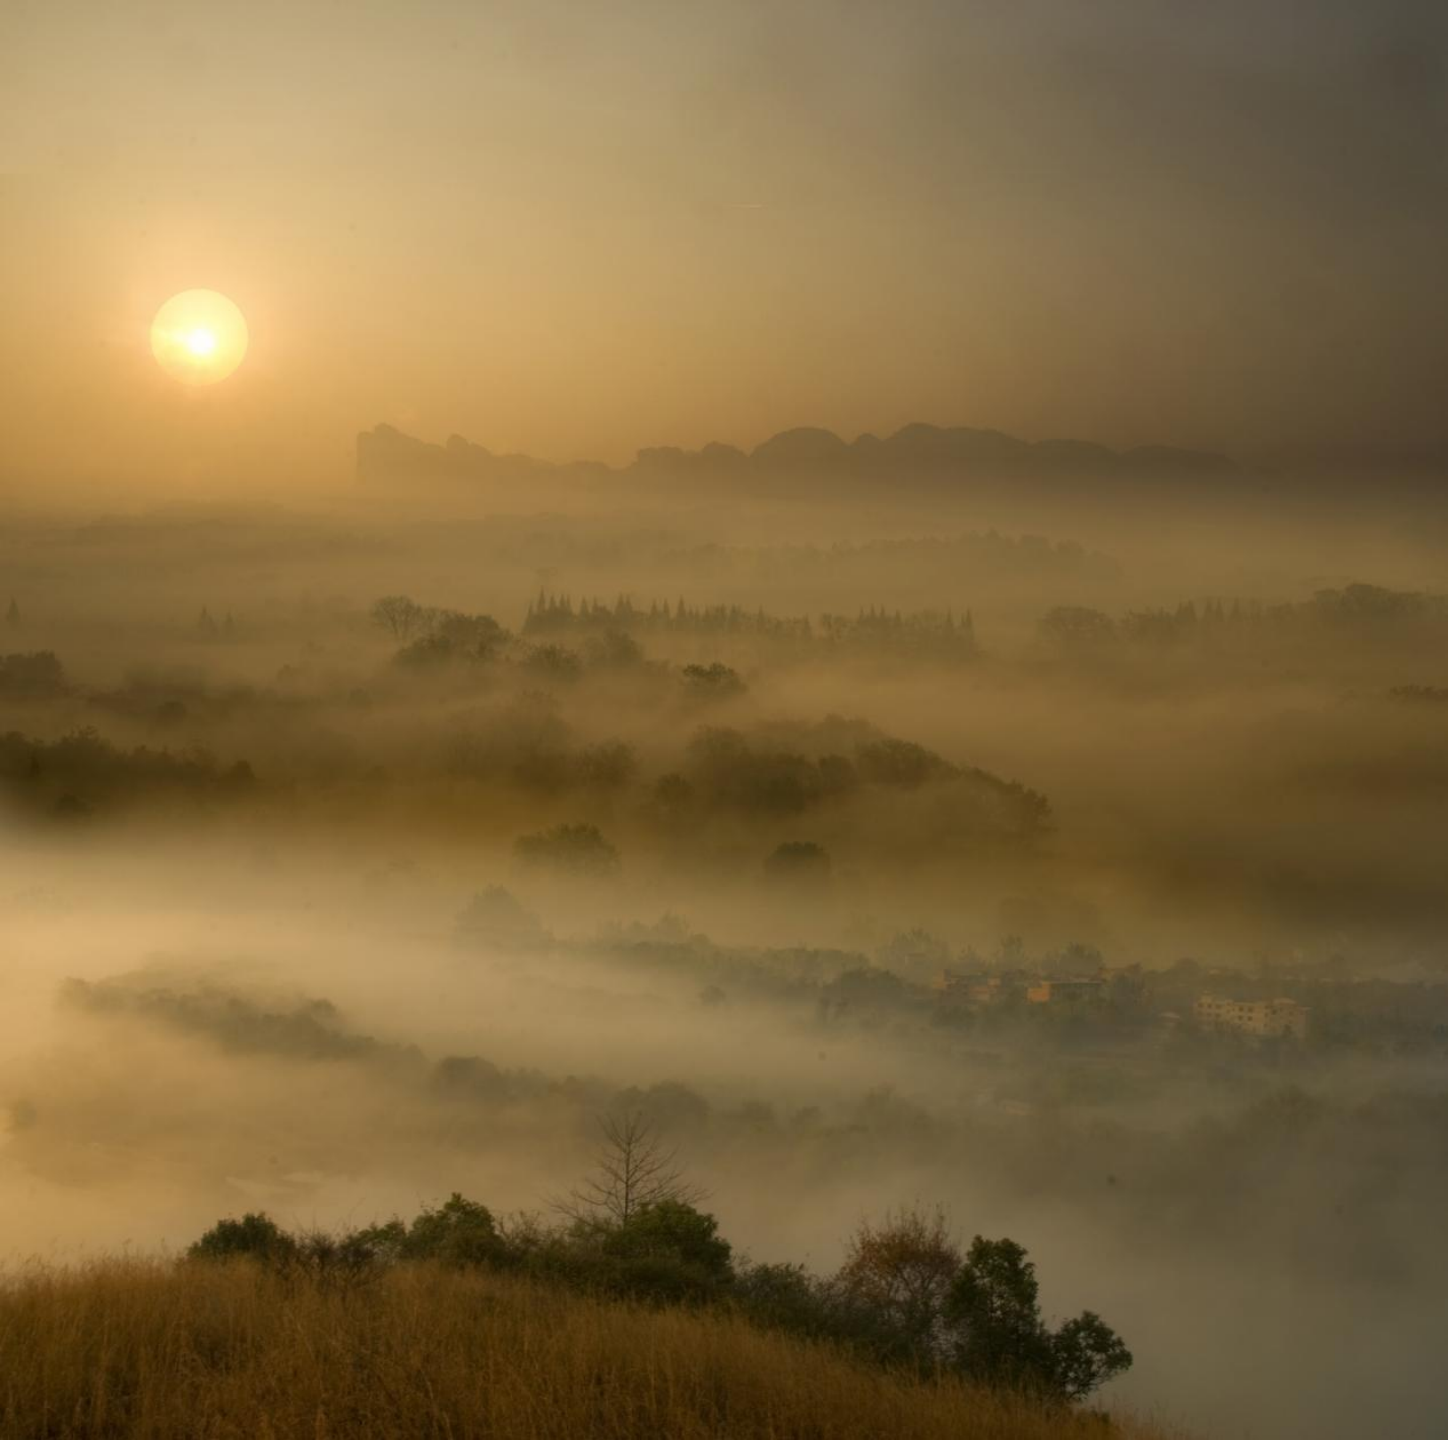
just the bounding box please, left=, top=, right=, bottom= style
left=0, top=1260, right=1175, bottom=1439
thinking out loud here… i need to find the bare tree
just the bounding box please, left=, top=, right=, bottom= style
left=555, top=1111, right=703, bottom=1227
left=370, top=594, right=428, bottom=643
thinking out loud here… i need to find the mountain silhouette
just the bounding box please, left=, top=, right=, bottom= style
left=357, top=420, right=1235, bottom=494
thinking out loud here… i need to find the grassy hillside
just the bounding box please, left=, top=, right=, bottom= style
left=0, top=1260, right=1178, bottom=1440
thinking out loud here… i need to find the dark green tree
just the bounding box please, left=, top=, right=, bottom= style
left=397, top=1193, right=509, bottom=1267
left=944, top=1236, right=1131, bottom=1401
left=188, top=1212, right=297, bottom=1264
left=605, top=1199, right=733, bottom=1283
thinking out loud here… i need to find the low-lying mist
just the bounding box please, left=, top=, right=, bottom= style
left=4, top=476, right=1448, bottom=1439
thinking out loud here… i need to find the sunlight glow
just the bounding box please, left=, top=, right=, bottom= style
left=150, top=291, right=248, bottom=386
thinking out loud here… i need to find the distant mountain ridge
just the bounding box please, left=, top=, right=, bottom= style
left=357, top=420, right=1235, bottom=493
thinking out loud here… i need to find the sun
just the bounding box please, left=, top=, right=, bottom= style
left=151, top=290, right=248, bottom=385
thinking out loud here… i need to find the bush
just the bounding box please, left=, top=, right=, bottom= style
left=521, top=643, right=582, bottom=682
left=396, top=1193, right=512, bottom=1268
left=604, top=1200, right=734, bottom=1283
left=764, top=840, right=831, bottom=883
left=734, top=1262, right=838, bottom=1338
left=681, top=662, right=746, bottom=699
left=514, top=822, right=619, bottom=877
left=188, top=1213, right=297, bottom=1265
left=454, top=885, right=549, bottom=948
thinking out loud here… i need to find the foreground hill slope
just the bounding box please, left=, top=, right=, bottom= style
left=2, top=1261, right=1176, bottom=1440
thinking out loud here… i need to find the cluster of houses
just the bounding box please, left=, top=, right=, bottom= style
left=932, top=969, right=1106, bottom=1007
left=931, top=967, right=1310, bottom=1040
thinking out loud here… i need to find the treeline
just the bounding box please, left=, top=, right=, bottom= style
left=443, top=709, right=1050, bottom=848
left=655, top=720, right=1048, bottom=834
left=373, top=595, right=725, bottom=681
left=522, top=592, right=978, bottom=660
left=0, top=727, right=256, bottom=820
left=186, top=1115, right=1130, bottom=1405
left=1041, top=582, right=1448, bottom=651
left=0, top=692, right=1048, bottom=859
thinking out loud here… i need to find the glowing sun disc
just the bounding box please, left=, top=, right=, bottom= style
left=151, top=290, right=248, bottom=385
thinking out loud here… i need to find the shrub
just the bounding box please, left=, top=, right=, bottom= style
left=604, top=1200, right=734, bottom=1283
left=396, top=1193, right=511, bottom=1268
left=188, top=1213, right=297, bottom=1265
left=514, top=822, right=619, bottom=877
left=681, top=662, right=746, bottom=698
left=764, top=840, right=831, bottom=882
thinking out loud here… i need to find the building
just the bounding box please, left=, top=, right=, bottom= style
left=1025, top=977, right=1105, bottom=1005
left=1193, top=994, right=1308, bottom=1040
left=934, top=970, right=1106, bottom=1007
left=934, top=970, right=1010, bottom=1005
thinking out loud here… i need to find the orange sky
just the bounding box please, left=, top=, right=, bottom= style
left=2, top=1, right=1445, bottom=495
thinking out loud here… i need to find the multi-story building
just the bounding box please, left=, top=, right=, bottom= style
left=1193, top=994, right=1308, bottom=1040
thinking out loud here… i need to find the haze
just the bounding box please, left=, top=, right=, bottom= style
left=4, top=5, right=1448, bottom=1440
left=4, top=0, right=1448, bottom=494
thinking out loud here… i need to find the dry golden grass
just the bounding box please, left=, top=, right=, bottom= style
left=0, top=1260, right=1177, bottom=1440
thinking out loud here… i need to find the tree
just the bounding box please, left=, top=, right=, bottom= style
left=521, top=642, right=582, bottom=681
left=836, top=1205, right=961, bottom=1361
left=370, top=594, right=428, bottom=643
left=396, top=1192, right=510, bottom=1268
left=0, top=651, right=65, bottom=697
left=557, top=1111, right=702, bottom=1227
left=944, top=1236, right=1131, bottom=1401
left=396, top=609, right=503, bottom=665
left=514, top=822, right=619, bottom=878
left=188, top=1212, right=297, bottom=1264
left=681, top=662, right=746, bottom=699
left=1050, top=1311, right=1134, bottom=1402
left=945, top=1237, right=1053, bottom=1388
left=604, top=1199, right=733, bottom=1283
left=1039, top=606, right=1115, bottom=650
left=454, top=885, right=548, bottom=948
left=763, top=840, right=831, bottom=883
left=854, top=738, right=953, bottom=788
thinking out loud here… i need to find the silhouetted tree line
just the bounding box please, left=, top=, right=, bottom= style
left=1041, top=582, right=1448, bottom=652
left=1388, top=684, right=1448, bottom=704
left=441, top=706, right=1048, bottom=849
left=524, top=592, right=810, bottom=640
left=187, top=1115, right=1130, bottom=1404
left=447, top=698, right=638, bottom=794
left=63, top=980, right=416, bottom=1066
left=655, top=723, right=1049, bottom=838
left=0, top=727, right=256, bottom=819
left=523, top=592, right=978, bottom=659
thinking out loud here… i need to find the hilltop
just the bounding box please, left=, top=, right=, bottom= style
left=1, top=1260, right=1177, bottom=1440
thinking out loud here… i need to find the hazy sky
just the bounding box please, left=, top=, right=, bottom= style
left=2, top=0, right=1445, bottom=490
